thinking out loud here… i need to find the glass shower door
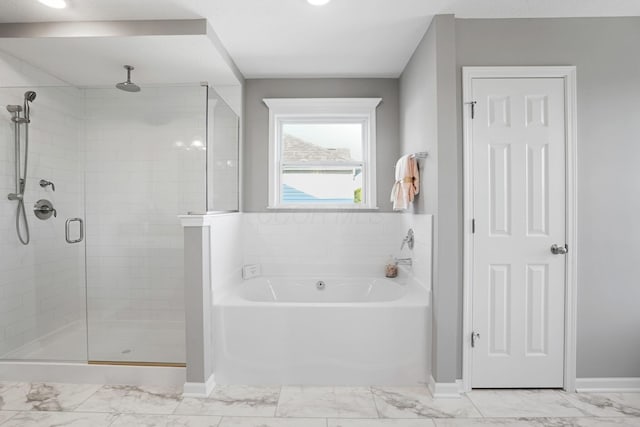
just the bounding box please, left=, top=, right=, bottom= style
left=0, top=85, right=87, bottom=362
left=84, top=85, right=207, bottom=365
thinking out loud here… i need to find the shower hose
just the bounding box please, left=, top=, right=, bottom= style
left=15, top=122, right=30, bottom=245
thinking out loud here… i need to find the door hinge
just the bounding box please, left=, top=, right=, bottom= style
left=471, top=331, right=480, bottom=348
left=472, top=219, right=476, bottom=234
left=466, top=101, right=477, bottom=119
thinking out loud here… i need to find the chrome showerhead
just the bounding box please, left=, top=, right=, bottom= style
left=116, top=65, right=141, bottom=93
left=24, top=91, right=36, bottom=103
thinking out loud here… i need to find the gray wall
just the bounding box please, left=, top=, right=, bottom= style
left=456, top=17, right=640, bottom=378
left=243, top=78, right=400, bottom=212
left=400, top=14, right=460, bottom=383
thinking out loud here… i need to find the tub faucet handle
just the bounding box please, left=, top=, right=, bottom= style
left=401, top=228, right=415, bottom=250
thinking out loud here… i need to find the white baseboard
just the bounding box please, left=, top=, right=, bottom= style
left=183, top=374, right=216, bottom=397
left=428, top=375, right=463, bottom=398
left=576, top=377, right=640, bottom=393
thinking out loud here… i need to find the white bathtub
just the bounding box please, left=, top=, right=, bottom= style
left=213, top=274, right=430, bottom=385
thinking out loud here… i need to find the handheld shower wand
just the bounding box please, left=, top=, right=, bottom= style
left=6, top=90, right=37, bottom=245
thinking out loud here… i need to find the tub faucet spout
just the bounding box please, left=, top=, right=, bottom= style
left=395, top=257, right=412, bottom=266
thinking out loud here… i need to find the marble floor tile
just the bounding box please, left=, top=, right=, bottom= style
left=467, top=390, right=588, bottom=418
left=218, top=417, right=327, bottom=427
left=561, top=392, right=640, bottom=417
left=276, top=386, right=378, bottom=418
left=372, top=387, right=482, bottom=419
left=0, top=411, right=117, bottom=427
left=111, top=413, right=222, bottom=426
left=0, top=411, right=17, bottom=424
left=175, top=385, right=280, bottom=417
left=565, top=418, right=640, bottom=427
left=75, top=384, right=182, bottom=414
left=434, top=417, right=640, bottom=426
left=434, top=418, right=540, bottom=427
left=0, top=382, right=101, bottom=411
left=0, top=382, right=17, bottom=393
left=329, top=419, right=436, bottom=427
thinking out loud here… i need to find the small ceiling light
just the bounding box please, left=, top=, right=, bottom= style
left=38, top=0, right=67, bottom=9
left=307, top=0, right=331, bottom=5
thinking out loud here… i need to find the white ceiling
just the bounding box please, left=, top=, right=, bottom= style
left=1, top=0, right=640, bottom=78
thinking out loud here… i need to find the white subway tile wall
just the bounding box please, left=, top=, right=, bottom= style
left=241, top=212, right=432, bottom=286
left=0, top=74, right=87, bottom=358
left=83, top=86, right=207, bottom=363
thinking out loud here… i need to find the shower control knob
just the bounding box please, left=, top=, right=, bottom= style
left=34, top=199, right=57, bottom=220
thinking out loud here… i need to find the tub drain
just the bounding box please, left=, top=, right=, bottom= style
left=316, top=280, right=326, bottom=290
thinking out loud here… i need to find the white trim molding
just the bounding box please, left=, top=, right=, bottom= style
left=183, top=374, right=216, bottom=398
left=461, top=66, right=578, bottom=393
left=263, top=97, right=381, bottom=210
left=576, top=378, right=640, bottom=393
left=428, top=375, right=463, bottom=399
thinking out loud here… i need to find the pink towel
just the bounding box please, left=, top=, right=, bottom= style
left=390, top=154, right=420, bottom=210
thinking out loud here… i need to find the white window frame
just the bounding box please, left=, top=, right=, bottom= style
left=263, top=98, right=381, bottom=209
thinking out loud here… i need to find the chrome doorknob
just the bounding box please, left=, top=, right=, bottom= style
left=551, top=244, right=568, bottom=255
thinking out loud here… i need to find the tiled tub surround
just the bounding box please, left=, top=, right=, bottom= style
left=0, top=84, right=86, bottom=360
left=241, top=212, right=432, bottom=280
left=83, top=86, right=207, bottom=363
left=0, top=382, right=638, bottom=426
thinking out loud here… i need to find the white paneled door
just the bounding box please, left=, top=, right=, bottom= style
left=471, top=78, right=567, bottom=388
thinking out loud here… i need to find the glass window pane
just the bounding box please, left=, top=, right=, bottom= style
left=282, top=123, right=363, bottom=162
left=282, top=166, right=363, bottom=205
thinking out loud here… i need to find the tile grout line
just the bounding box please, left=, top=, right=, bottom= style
left=0, top=411, right=18, bottom=427
left=68, top=383, right=106, bottom=413
left=274, top=385, right=283, bottom=417
left=465, top=391, right=487, bottom=418
left=105, top=412, right=121, bottom=427
left=553, top=389, right=593, bottom=417
left=369, top=386, right=383, bottom=419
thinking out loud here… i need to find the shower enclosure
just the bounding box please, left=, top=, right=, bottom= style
left=0, top=83, right=239, bottom=366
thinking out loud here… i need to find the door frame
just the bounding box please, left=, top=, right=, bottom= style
left=461, top=66, right=578, bottom=392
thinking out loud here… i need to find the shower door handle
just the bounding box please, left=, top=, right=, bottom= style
left=65, top=218, right=84, bottom=244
